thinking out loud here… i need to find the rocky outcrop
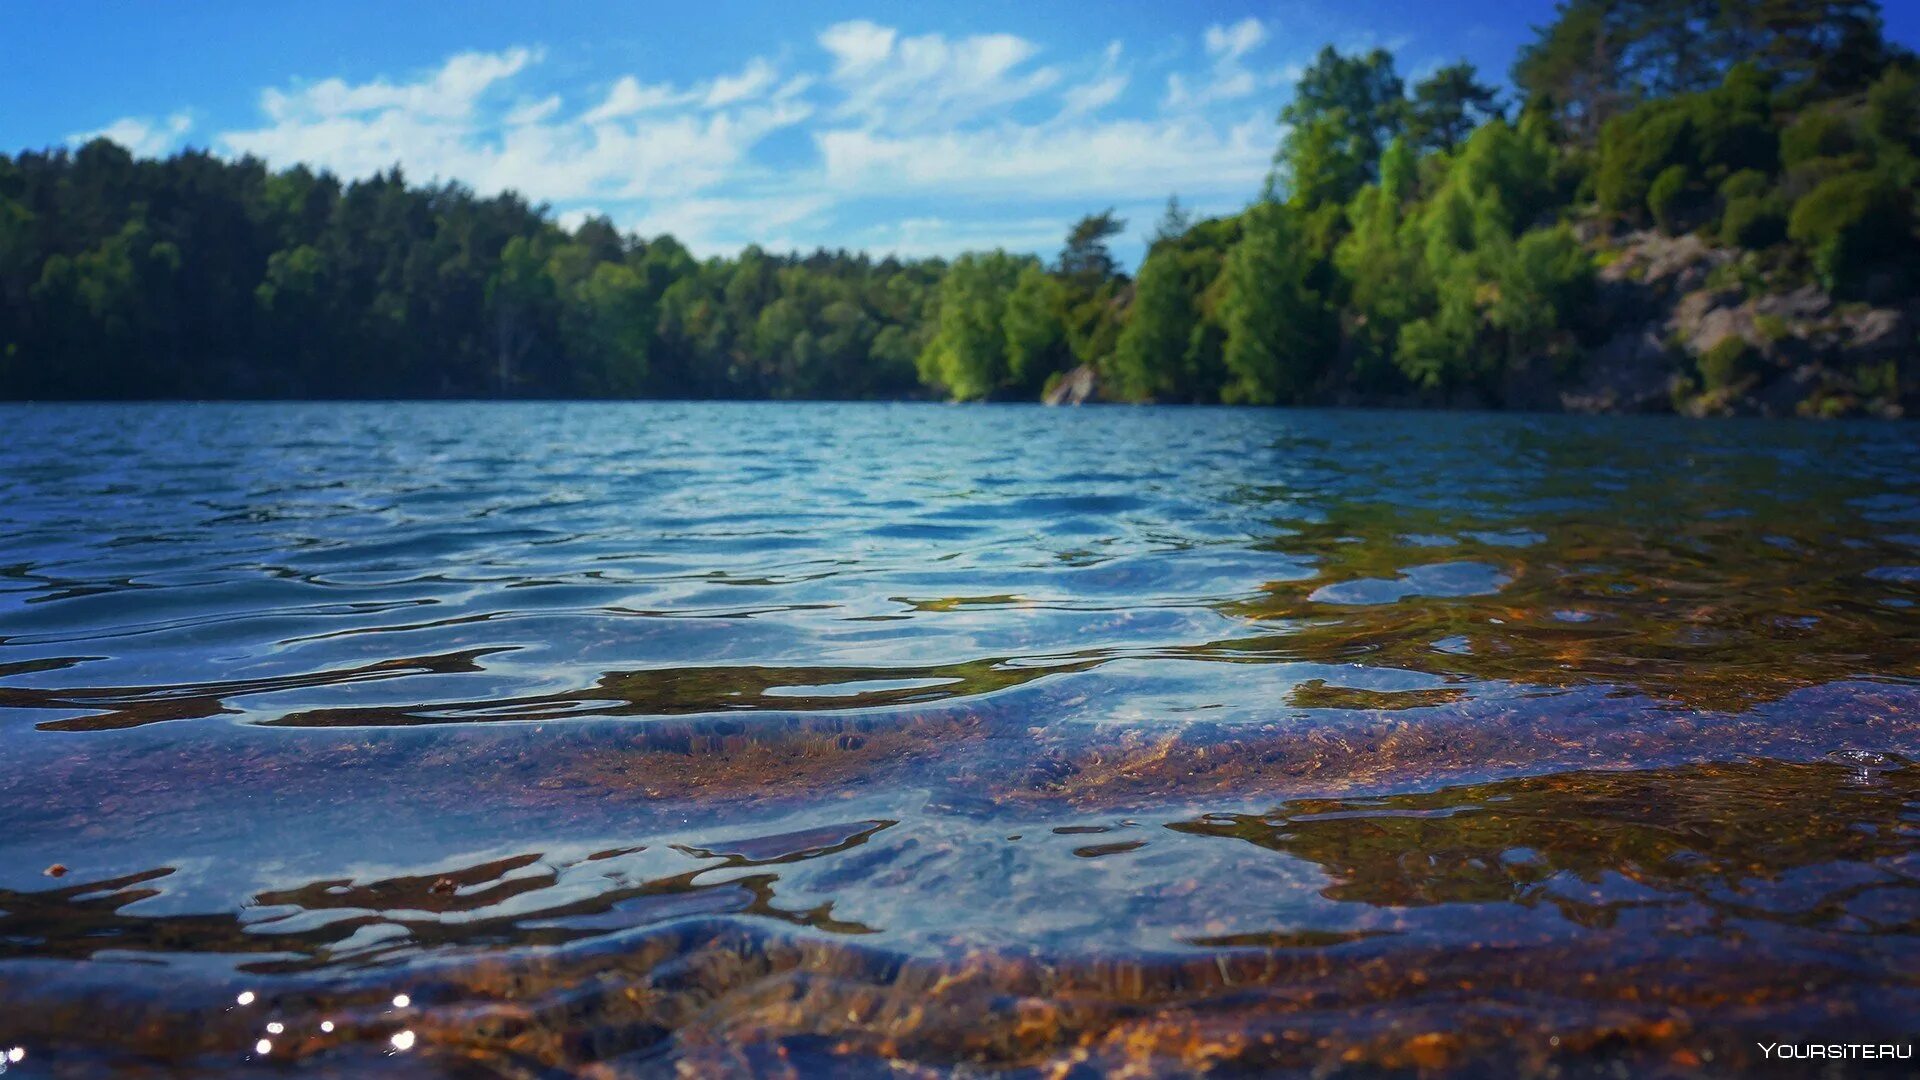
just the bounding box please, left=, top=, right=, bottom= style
left=1560, top=325, right=1680, bottom=414
left=1043, top=364, right=1099, bottom=406
left=1565, top=229, right=1914, bottom=418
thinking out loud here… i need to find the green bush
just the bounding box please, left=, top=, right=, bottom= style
left=1788, top=170, right=1910, bottom=289
left=1754, top=312, right=1791, bottom=344
left=1866, top=66, right=1918, bottom=151
left=1781, top=110, right=1859, bottom=167
left=1698, top=336, right=1759, bottom=390
left=1595, top=65, right=1776, bottom=223
left=1720, top=194, right=1789, bottom=248
left=1597, top=110, right=1692, bottom=216
left=1648, top=165, right=1692, bottom=233
left=1856, top=358, right=1899, bottom=399
left=1718, top=169, right=1771, bottom=202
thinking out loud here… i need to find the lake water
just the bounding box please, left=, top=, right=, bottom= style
left=1, top=402, right=1916, bottom=1076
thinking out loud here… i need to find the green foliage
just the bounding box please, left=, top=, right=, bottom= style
left=917, top=251, right=1031, bottom=401
left=1111, top=248, right=1197, bottom=401
left=1, top=1, right=1909, bottom=409
left=1277, top=47, right=1406, bottom=209
left=566, top=262, right=652, bottom=395
left=1109, top=211, right=1237, bottom=403
left=1595, top=63, right=1776, bottom=222
left=1720, top=194, right=1790, bottom=248
left=1781, top=110, right=1860, bottom=167
left=1050, top=210, right=1129, bottom=376
left=1866, top=65, right=1919, bottom=150
left=28, top=217, right=180, bottom=396
left=1494, top=225, right=1593, bottom=363
left=1514, top=0, right=1891, bottom=140
left=1718, top=169, right=1772, bottom=202
left=1336, top=121, right=1588, bottom=394
left=1787, top=169, right=1911, bottom=290
left=0, top=142, right=943, bottom=400
left=1220, top=200, right=1328, bottom=403
left=1597, top=110, right=1693, bottom=216
left=1407, top=62, right=1503, bottom=153
left=1002, top=264, right=1068, bottom=390
left=1058, top=210, right=1126, bottom=279
left=1698, top=336, right=1760, bottom=390
left=1647, top=165, right=1693, bottom=233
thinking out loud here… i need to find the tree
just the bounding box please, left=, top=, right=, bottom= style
left=1112, top=247, right=1197, bottom=401
left=1276, top=47, right=1406, bottom=208
left=28, top=218, right=179, bottom=397
left=566, top=261, right=653, bottom=395
left=1002, top=264, right=1067, bottom=391
left=1515, top=0, right=1892, bottom=141
left=1726, top=0, right=1888, bottom=97
left=1053, top=211, right=1129, bottom=373
left=1220, top=199, right=1329, bottom=404
left=1334, top=137, right=1429, bottom=389
left=1408, top=63, right=1504, bottom=153
left=1151, top=196, right=1192, bottom=245
left=1058, top=209, right=1126, bottom=280
left=917, top=251, right=1030, bottom=400
left=485, top=234, right=556, bottom=393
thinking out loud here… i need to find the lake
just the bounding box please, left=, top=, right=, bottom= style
left=1, top=402, right=1916, bottom=1076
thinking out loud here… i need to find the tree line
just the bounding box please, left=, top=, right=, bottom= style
left=1, top=0, right=1914, bottom=403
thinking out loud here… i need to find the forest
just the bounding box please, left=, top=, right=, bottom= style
left=1, top=0, right=1915, bottom=409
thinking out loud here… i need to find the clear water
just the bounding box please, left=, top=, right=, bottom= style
left=1, top=402, right=1916, bottom=1076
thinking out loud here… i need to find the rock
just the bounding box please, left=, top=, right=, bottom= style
left=1575, top=229, right=1906, bottom=418
left=1042, top=364, right=1098, bottom=406
left=1562, top=324, right=1675, bottom=414
left=1837, top=307, right=1911, bottom=363
left=1597, top=230, right=1732, bottom=295
left=1752, top=284, right=1829, bottom=323
left=1669, top=288, right=1751, bottom=356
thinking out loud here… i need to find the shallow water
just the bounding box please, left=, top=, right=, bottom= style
left=0, top=402, right=1916, bottom=1077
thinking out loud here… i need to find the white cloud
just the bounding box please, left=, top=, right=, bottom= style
left=1059, top=74, right=1128, bottom=119
left=857, top=215, right=1070, bottom=259
left=505, top=95, right=562, bottom=126
left=219, top=48, right=810, bottom=207
left=817, top=112, right=1273, bottom=201
left=71, top=17, right=1306, bottom=260
left=71, top=112, right=192, bottom=157
left=259, top=47, right=537, bottom=123
left=1057, top=40, right=1128, bottom=120
left=819, top=20, right=897, bottom=74
left=581, top=76, right=692, bottom=123
left=618, top=191, right=836, bottom=252
left=819, top=19, right=1061, bottom=131
left=1205, top=17, right=1268, bottom=64
left=1166, top=17, right=1281, bottom=110
left=705, top=57, right=779, bottom=108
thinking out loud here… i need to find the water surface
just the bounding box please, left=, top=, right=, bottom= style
left=1, top=403, right=1916, bottom=1076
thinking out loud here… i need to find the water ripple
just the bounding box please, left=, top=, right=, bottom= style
left=1, top=402, right=1918, bottom=1073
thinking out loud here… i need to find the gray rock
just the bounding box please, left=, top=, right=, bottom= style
left=1043, top=364, right=1098, bottom=406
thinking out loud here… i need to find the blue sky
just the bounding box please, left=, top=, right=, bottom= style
left=7, top=2, right=1918, bottom=262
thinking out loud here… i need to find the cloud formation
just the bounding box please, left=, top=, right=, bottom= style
left=72, top=112, right=193, bottom=157
left=77, top=18, right=1302, bottom=257
left=1166, top=17, right=1282, bottom=110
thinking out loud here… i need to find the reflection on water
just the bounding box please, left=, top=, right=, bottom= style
left=0, top=402, right=1916, bottom=1075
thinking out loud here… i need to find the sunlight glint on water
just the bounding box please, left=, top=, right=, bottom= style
left=0, top=402, right=1916, bottom=1075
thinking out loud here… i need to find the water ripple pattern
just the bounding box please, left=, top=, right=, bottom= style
left=1, top=402, right=1917, bottom=1076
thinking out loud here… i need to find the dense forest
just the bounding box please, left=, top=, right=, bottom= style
left=3, top=0, right=1917, bottom=412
